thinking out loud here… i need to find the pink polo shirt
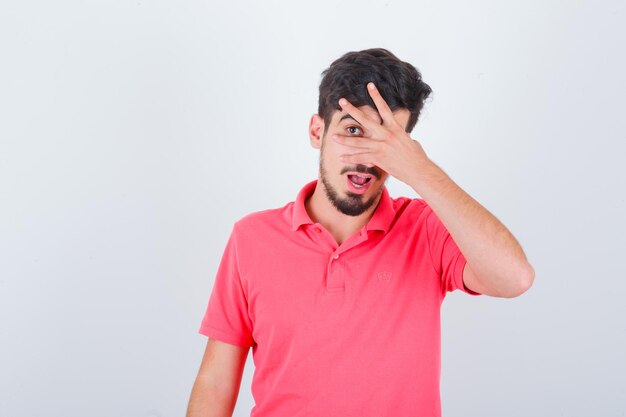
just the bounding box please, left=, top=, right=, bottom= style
left=199, top=179, right=481, bottom=417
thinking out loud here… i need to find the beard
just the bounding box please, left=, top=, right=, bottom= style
left=318, top=144, right=383, bottom=217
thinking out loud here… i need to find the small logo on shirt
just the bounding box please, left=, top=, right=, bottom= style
left=377, top=270, right=392, bottom=282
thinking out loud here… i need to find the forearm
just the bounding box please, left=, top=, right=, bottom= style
left=186, top=376, right=239, bottom=417
left=409, top=158, right=534, bottom=294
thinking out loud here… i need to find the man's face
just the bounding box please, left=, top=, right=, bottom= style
left=310, top=105, right=411, bottom=217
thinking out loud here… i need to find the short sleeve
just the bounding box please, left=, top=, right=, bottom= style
left=198, top=223, right=256, bottom=347
left=425, top=206, right=481, bottom=296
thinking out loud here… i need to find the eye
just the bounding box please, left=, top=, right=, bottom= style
left=346, top=125, right=363, bottom=136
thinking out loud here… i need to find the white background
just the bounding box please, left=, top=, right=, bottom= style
left=1, top=1, right=625, bottom=416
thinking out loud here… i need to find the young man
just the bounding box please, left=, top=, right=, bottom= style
left=186, top=48, right=535, bottom=417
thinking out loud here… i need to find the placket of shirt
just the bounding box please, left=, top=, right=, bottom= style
left=308, top=223, right=369, bottom=292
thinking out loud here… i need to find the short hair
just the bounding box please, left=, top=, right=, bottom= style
left=317, top=48, right=432, bottom=135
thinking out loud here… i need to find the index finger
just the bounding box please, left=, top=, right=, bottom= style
left=338, top=97, right=380, bottom=132
left=367, top=82, right=401, bottom=128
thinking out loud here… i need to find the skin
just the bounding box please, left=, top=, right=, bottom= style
left=309, top=82, right=535, bottom=298
left=307, top=102, right=411, bottom=246
left=186, top=79, right=537, bottom=417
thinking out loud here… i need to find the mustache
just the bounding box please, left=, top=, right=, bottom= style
left=341, top=164, right=381, bottom=179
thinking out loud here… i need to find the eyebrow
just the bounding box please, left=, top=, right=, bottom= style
left=338, top=113, right=382, bottom=125
left=339, top=114, right=360, bottom=124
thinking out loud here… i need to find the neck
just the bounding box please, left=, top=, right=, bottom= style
left=305, top=179, right=382, bottom=246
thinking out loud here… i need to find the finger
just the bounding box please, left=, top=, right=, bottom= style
left=331, top=133, right=373, bottom=149
left=339, top=152, right=376, bottom=166
left=366, top=82, right=398, bottom=127
left=338, top=98, right=380, bottom=131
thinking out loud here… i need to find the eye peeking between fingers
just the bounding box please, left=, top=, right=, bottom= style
left=347, top=126, right=363, bottom=136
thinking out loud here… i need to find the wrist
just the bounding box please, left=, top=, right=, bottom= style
left=409, top=159, right=452, bottom=198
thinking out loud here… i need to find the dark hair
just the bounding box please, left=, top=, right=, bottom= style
left=318, top=48, right=432, bottom=135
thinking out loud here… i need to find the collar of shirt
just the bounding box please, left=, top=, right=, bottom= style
left=290, top=179, right=396, bottom=234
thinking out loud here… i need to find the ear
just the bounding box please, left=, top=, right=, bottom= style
left=309, top=114, right=324, bottom=149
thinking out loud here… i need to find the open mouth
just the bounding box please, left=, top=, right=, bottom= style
left=347, top=174, right=372, bottom=188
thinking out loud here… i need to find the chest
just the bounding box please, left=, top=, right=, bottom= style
left=239, top=228, right=442, bottom=349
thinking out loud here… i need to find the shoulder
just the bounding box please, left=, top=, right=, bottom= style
left=382, top=193, right=438, bottom=239
left=232, top=202, right=292, bottom=238
left=390, top=194, right=430, bottom=219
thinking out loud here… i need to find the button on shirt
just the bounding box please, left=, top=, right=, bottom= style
left=199, top=179, right=481, bottom=417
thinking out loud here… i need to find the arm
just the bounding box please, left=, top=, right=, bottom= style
left=330, top=82, right=534, bottom=298
left=410, top=160, right=535, bottom=298
left=186, top=338, right=250, bottom=417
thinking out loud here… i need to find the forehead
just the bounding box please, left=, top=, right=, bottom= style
left=331, top=105, right=410, bottom=127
